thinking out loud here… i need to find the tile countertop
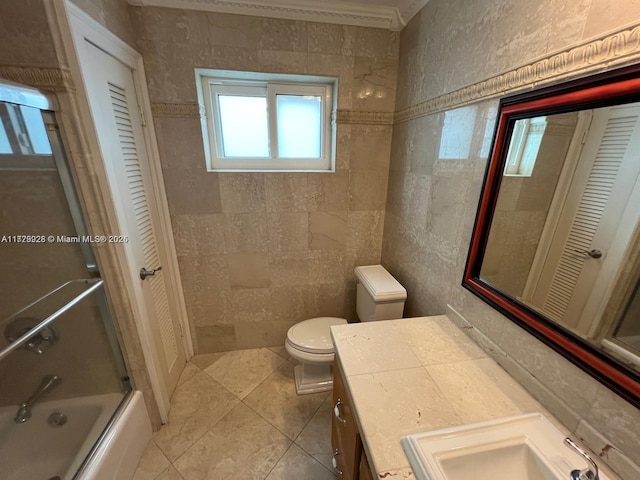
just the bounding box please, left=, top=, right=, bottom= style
left=330, top=315, right=615, bottom=479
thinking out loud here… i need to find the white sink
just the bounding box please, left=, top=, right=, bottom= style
left=401, top=413, right=610, bottom=480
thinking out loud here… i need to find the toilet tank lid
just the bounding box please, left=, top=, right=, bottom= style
left=354, top=265, right=407, bottom=303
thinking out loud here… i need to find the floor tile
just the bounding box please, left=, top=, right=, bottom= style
left=295, top=395, right=333, bottom=457
left=156, top=465, right=184, bottom=480
left=312, top=453, right=335, bottom=473
left=190, top=352, right=227, bottom=371
left=268, top=345, right=290, bottom=360
left=244, top=361, right=329, bottom=440
left=133, top=440, right=171, bottom=480
left=177, top=362, right=201, bottom=388
left=154, top=370, right=240, bottom=462
left=173, top=403, right=291, bottom=480
left=266, top=444, right=337, bottom=480
left=204, top=348, right=286, bottom=399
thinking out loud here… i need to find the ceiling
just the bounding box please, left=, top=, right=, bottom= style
left=127, top=0, right=429, bottom=30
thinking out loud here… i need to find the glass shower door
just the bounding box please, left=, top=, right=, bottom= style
left=0, top=83, right=131, bottom=479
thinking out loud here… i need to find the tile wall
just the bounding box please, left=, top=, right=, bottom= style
left=130, top=6, right=399, bottom=353
left=380, top=0, right=640, bottom=477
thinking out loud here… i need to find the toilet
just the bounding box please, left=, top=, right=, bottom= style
left=285, top=265, right=407, bottom=395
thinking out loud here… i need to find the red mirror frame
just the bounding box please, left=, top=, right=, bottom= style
left=463, top=64, right=640, bottom=408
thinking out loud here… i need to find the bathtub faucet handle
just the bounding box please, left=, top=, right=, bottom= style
left=14, top=374, right=62, bottom=423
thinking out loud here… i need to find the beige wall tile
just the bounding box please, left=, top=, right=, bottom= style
left=257, top=18, right=308, bottom=52
left=583, top=0, right=640, bottom=38
left=349, top=170, right=389, bottom=211
left=264, top=173, right=308, bottom=212
left=307, top=23, right=354, bottom=56
left=267, top=212, right=309, bottom=252
left=349, top=125, right=393, bottom=171
left=153, top=117, right=206, bottom=171
left=348, top=211, right=385, bottom=252
left=195, top=324, right=237, bottom=353
left=172, top=214, right=226, bottom=256
left=352, top=57, right=398, bottom=113
left=0, top=0, right=58, bottom=67
left=235, top=318, right=298, bottom=348
left=306, top=172, right=349, bottom=211
left=228, top=253, right=270, bottom=289
left=308, top=211, right=348, bottom=250
left=219, top=173, right=266, bottom=214
left=163, top=170, right=222, bottom=214
left=308, top=250, right=346, bottom=285
left=269, top=251, right=309, bottom=286
left=223, top=213, right=269, bottom=253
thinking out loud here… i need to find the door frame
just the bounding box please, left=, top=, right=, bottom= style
left=49, top=0, right=194, bottom=421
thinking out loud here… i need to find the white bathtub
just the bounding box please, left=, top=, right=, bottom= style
left=0, top=390, right=151, bottom=480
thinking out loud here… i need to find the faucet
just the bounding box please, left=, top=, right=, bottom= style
left=14, top=374, right=62, bottom=423
left=564, top=437, right=599, bottom=480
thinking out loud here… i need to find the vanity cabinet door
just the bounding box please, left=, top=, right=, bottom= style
left=359, top=452, right=374, bottom=480
left=331, top=362, right=363, bottom=480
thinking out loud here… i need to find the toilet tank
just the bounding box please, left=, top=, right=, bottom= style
left=354, top=265, right=407, bottom=322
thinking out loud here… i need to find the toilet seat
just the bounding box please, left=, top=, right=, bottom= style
left=286, top=317, right=347, bottom=354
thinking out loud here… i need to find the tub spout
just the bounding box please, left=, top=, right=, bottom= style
left=15, top=374, right=61, bottom=423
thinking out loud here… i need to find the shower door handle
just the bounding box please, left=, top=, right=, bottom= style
left=140, top=266, right=162, bottom=280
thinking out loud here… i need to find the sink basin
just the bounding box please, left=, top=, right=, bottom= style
left=401, top=413, right=610, bottom=480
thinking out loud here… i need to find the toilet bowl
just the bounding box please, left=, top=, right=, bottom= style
left=285, top=265, right=407, bottom=395
left=285, top=317, right=347, bottom=394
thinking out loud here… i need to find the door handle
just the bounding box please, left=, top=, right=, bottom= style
left=574, top=249, right=602, bottom=259
left=140, top=266, right=162, bottom=280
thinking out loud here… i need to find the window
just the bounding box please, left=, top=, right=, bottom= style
left=196, top=69, right=337, bottom=172
left=503, top=116, right=547, bottom=176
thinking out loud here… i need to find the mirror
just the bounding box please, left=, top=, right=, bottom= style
left=463, top=65, right=640, bottom=408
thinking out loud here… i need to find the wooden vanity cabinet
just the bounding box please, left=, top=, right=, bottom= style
left=331, top=362, right=374, bottom=480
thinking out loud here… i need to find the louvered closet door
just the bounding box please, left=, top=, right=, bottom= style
left=534, top=104, right=640, bottom=329
left=78, top=41, right=186, bottom=402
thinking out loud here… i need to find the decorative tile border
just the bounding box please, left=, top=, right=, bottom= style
left=151, top=102, right=200, bottom=118
left=150, top=102, right=395, bottom=125
left=395, top=23, right=640, bottom=124
left=0, top=65, right=74, bottom=92
left=336, top=109, right=394, bottom=125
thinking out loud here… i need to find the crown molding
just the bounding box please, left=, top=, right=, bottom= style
left=397, top=0, right=427, bottom=26
left=395, top=23, right=640, bottom=124
left=127, top=0, right=414, bottom=30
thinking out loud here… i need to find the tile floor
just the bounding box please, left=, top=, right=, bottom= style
left=133, top=347, right=337, bottom=480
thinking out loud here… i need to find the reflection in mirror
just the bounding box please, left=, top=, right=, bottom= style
left=479, top=103, right=640, bottom=373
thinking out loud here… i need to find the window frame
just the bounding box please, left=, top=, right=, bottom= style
left=196, top=69, right=337, bottom=172
left=504, top=116, right=547, bottom=176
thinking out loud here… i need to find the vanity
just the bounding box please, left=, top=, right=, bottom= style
left=330, top=315, right=617, bottom=479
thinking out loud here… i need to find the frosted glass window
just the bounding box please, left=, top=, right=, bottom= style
left=276, top=94, right=321, bottom=158
left=196, top=69, right=336, bottom=171
left=0, top=120, right=11, bottom=154
left=20, top=106, right=52, bottom=155
left=218, top=95, right=269, bottom=158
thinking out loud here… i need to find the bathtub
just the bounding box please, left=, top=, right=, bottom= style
left=0, top=390, right=151, bottom=480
